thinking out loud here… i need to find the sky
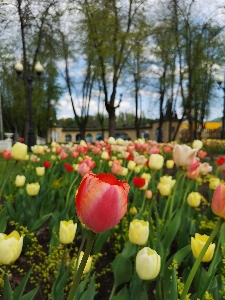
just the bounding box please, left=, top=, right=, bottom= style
left=55, top=0, right=225, bottom=123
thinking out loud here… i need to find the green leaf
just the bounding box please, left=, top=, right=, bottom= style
left=13, top=269, right=33, bottom=299
left=128, top=273, right=144, bottom=300
left=111, top=285, right=129, bottom=300
left=51, top=257, right=71, bottom=300
left=121, top=241, right=137, bottom=259
left=3, top=273, right=13, bottom=300
left=30, top=213, right=51, bottom=232
left=162, top=213, right=181, bottom=250
left=112, top=254, right=132, bottom=290
left=80, top=274, right=96, bottom=300
left=0, top=206, right=7, bottom=232
left=20, top=287, right=39, bottom=300
left=93, top=230, right=111, bottom=255
left=74, top=272, right=91, bottom=300
left=169, top=266, right=178, bottom=300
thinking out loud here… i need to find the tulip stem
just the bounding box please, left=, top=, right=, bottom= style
left=65, top=175, right=79, bottom=206
left=0, top=161, right=18, bottom=203
left=180, top=218, right=223, bottom=300
left=67, top=230, right=96, bottom=300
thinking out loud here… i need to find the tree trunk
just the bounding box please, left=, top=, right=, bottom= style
left=108, top=107, right=116, bottom=138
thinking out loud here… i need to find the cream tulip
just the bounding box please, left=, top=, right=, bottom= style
left=36, top=167, right=45, bottom=177
left=148, top=154, right=164, bottom=170
left=136, top=247, right=161, bottom=280
left=129, top=219, right=149, bottom=245
left=15, top=175, right=26, bottom=187
left=173, top=144, right=197, bottom=168
left=11, top=142, right=28, bottom=161
left=26, top=182, right=40, bottom=196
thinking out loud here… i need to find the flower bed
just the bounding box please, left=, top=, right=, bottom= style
left=0, top=138, right=225, bottom=300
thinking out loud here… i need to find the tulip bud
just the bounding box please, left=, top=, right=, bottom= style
left=129, top=219, right=149, bottom=245
left=0, top=231, right=23, bottom=264
left=191, top=233, right=215, bottom=262
left=26, top=182, right=40, bottom=196
left=11, top=142, right=28, bottom=161
left=145, top=190, right=152, bottom=199
left=136, top=247, right=161, bottom=280
left=36, top=167, right=45, bottom=177
left=187, top=192, right=201, bottom=207
left=15, top=175, right=26, bottom=187
left=59, top=220, right=77, bottom=244
left=129, top=207, right=138, bottom=215
left=75, top=251, right=92, bottom=274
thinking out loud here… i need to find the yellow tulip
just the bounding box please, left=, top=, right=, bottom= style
left=59, top=220, right=77, bottom=244
left=187, top=192, right=201, bottom=207
left=209, top=178, right=221, bottom=190
left=101, top=151, right=109, bottom=160
left=15, top=175, right=26, bottom=187
left=127, top=160, right=136, bottom=170
left=192, top=140, right=203, bottom=150
left=191, top=233, right=215, bottom=262
left=148, top=154, right=164, bottom=170
left=11, top=142, right=28, bottom=161
left=36, top=167, right=45, bottom=177
left=136, top=247, right=161, bottom=280
left=121, top=167, right=128, bottom=176
left=157, top=183, right=171, bottom=196
left=26, top=182, right=40, bottom=196
left=166, top=160, right=174, bottom=169
left=75, top=251, right=92, bottom=274
left=0, top=231, right=23, bottom=264
left=129, top=219, right=149, bottom=245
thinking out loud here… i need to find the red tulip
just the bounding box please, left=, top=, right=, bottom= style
left=2, top=149, right=12, bottom=160
left=212, top=184, right=225, bottom=219
left=43, top=161, right=51, bottom=168
left=76, top=173, right=130, bottom=233
left=216, top=156, right=225, bottom=166
left=64, top=163, right=74, bottom=172
left=133, top=177, right=146, bottom=188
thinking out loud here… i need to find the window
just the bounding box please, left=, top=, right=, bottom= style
left=65, top=134, right=72, bottom=142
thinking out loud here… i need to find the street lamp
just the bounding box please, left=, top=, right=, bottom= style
left=14, top=61, right=43, bottom=149
left=217, top=74, right=225, bottom=139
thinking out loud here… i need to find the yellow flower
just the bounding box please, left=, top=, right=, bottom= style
left=157, top=183, right=171, bottom=196
left=26, top=182, right=40, bottom=196
left=59, top=220, right=77, bottom=244
left=148, top=154, right=164, bottom=170
left=108, top=137, right=116, bottom=144
left=192, top=140, right=203, bottom=150
left=134, top=166, right=141, bottom=173
left=0, top=231, right=23, bottom=264
left=15, top=175, right=26, bottom=187
left=127, top=160, right=136, bottom=170
left=31, top=145, right=44, bottom=155
left=11, top=142, right=28, bottom=161
left=166, top=160, right=174, bottom=169
left=36, top=167, right=45, bottom=177
left=136, top=247, right=161, bottom=280
left=121, top=167, right=128, bottom=176
left=75, top=251, right=92, bottom=274
left=101, top=151, right=109, bottom=160
left=187, top=192, right=201, bottom=207
left=129, top=219, right=149, bottom=245
left=141, top=173, right=151, bottom=181
left=191, top=233, right=215, bottom=262
left=209, top=178, right=220, bottom=190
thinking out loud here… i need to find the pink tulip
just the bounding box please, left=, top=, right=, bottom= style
left=75, top=173, right=130, bottom=233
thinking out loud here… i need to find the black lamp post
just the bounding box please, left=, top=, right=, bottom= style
left=14, top=61, right=43, bottom=149
left=217, top=74, right=225, bottom=140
